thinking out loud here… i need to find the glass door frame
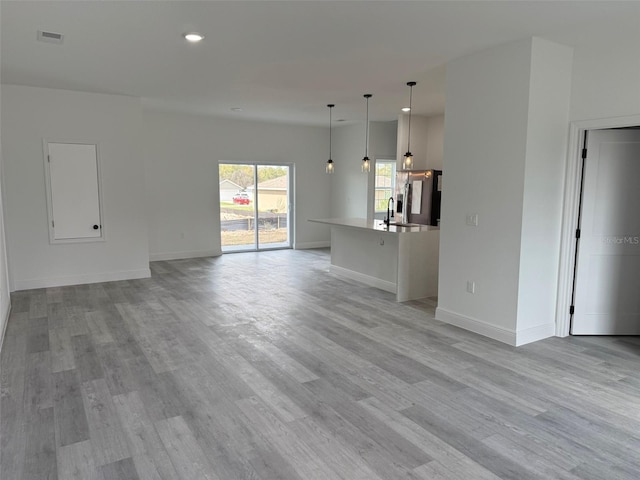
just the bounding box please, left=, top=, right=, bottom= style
left=219, top=161, right=294, bottom=253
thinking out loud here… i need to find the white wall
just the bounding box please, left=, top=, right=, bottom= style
left=331, top=123, right=366, bottom=219
left=143, top=109, right=332, bottom=258
left=425, top=115, right=445, bottom=170
left=371, top=122, right=398, bottom=164
left=567, top=17, right=640, bottom=122
left=0, top=83, right=11, bottom=346
left=330, top=121, right=396, bottom=220
left=2, top=85, right=150, bottom=290
left=438, top=38, right=574, bottom=345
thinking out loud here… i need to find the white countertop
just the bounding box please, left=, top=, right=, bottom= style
left=308, top=217, right=438, bottom=233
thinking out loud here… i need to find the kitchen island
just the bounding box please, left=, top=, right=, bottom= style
left=309, top=218, right=439, bottom=302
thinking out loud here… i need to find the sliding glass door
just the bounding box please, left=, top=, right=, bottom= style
left=219, top=163, right=292, bottom=252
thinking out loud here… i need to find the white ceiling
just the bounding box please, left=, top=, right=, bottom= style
left=2, top=1, right=639, bottom=125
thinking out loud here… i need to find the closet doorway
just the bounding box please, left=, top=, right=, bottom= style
left=219, top=163, right=292, bottom=252
left=570, top=128, right=640, bottom=334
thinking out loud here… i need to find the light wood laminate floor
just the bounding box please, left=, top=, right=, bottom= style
left=2, top=249, right=640, bottom=479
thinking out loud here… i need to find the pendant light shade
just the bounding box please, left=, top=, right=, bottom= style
left=404, top=81, right=416, bottom=170
left=326, top=104, right=335, bottom=174
left=362, top=94, right=372, bottom=173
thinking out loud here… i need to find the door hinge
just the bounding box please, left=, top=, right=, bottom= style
left=575, top=229, right=581, bottom=239
left=47, top=155, right=50, bottom=163
left=52, top=220, right=54, bottom=228
left=581, top=148, right=587, bottom=159
left=569, top=305, right=575, bottom=315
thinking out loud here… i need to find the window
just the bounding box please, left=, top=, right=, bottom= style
left=44, top=142, right=103, bottom=243
left=374, top=160, right=396, bottom=212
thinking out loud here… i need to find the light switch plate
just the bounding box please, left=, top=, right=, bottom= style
left=466, top=281, right=476, bottom=294
left=466, top=213, right=479, bottom=226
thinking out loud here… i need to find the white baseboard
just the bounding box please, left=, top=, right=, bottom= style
left=435, top=307, right=516, bottom=346
left=149, top=249, right=221, bottom=261
left=0, top=301, right=11, bottom=354
left=515, top=322, right=555, bottom=346
left=294, top=241, right=331, bottom=250
left=330, top=265, right=396, bottom=294
left=13, top=268, right=151, bottom=291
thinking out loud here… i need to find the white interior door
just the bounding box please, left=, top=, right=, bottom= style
left=572, top=129, right=640, bottom=334
left=47, top=142, right=102, bottom=241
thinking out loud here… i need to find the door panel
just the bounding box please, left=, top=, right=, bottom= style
left=48, top=142, right=102, bottom=240
left=572, top=129, right=640, bottom=334
left=219, top=163, right=256, bottom=252
left=257, top=165, right=290, bottom=249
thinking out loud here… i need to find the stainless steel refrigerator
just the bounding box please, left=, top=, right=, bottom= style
left=395, top=169, right=442, bottom=226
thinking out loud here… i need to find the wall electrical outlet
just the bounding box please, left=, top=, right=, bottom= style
left=466, top=281, right=476, bottom=294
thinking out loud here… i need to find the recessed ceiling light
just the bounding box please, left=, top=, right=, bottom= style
left=230, top=107, right=243, bottom=112
left=402, top=107, right=411, bottom=112
left=183, top=32, right=204, bottom=43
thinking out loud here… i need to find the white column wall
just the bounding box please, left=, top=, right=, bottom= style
left=516, top=38, right=573, bottom=343
left=437, top=39, right=534, bottom=342
left=437, top=37, right=574, bottom=345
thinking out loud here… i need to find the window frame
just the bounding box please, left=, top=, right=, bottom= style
left=374, top=160, right=397, bottom=213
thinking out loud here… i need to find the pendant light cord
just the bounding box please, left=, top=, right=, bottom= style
left=407, top=83, right=413, bottom=152
left=328, top=104, right=334, bottom=159
left=365, top=96, right=369, bottom=157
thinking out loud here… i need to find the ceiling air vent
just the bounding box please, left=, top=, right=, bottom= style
left=37, top=30, right=64, bottom=44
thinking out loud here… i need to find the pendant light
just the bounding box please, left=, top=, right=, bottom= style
left=362, top=94, right=372, bottom=173
left=326, top=104, right=335, bottom=174
left=403, top=81, right=417, bottom=170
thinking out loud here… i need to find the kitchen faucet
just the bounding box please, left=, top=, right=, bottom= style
left=384, top=197, right=394, bottom=226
